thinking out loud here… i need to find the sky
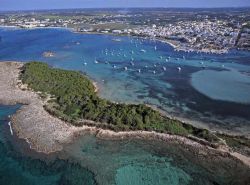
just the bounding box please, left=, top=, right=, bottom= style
left=0, top=0, right=250, bottom=11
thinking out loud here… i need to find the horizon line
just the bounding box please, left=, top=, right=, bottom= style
left=1, top=6, right=250, bottom=12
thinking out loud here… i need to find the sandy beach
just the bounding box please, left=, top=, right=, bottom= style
left=0, top=61, right=249, bottom=167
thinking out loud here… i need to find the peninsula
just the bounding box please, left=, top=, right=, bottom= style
left=0, top=61, right=250, bottom=167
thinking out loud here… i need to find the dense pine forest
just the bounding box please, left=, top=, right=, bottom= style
left=20, top=62, right=225, bottom=144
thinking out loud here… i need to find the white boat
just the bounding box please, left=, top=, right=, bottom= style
left=153, top=70, right=156, bottom=74
left=112, top=38, right=122, bottom=42
left=163, top=67, right=166, bottom=71
left=124, top=67, right=128, bottom=71
left=8, top=122, right=13, bottom=135
left=140, top=49, right=146, bottom=53
left=84, top=62, right=87, bottom=66
left=113, top=65, right=117, bottom=69
left=154, top=64, right=157, bottom=67
left=130, top=62, right=135, bottom=66
left=94, top=59, right=99, bottom=64
left=138, top=69, right=141, bottom=73
left=177, top=67, right=182, bottom=71
left=154, top=46, right=157, bottom=50
left=166, top=59, right=169, bottom=62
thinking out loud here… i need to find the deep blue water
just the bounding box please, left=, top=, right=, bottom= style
left=0, top=27, right=250, bottom=185
left=0, top=27, right=250, bottom=135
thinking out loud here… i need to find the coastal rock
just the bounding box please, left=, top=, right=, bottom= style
left=0, top=61, right=249, bottom=168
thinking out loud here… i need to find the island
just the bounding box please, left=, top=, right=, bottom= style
left=0, top=61, right=249, bottom=167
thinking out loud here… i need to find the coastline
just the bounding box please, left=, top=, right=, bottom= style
left=0, top=25, right=233, bottom=54
left=0, top=61, right=249, bottom=167
left=73, top=30, right=229, bottom=54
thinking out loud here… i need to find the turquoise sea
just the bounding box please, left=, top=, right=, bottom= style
left=0, top=27, right=250, bottom=185
left=1, top=27, right=250, bottom=135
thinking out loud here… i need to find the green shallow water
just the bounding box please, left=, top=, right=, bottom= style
left=115, top=160, right=191, bottom=185
left=0, top=105, right=250, bottom=185
left=0, top=27, right=250, bottom=185
left=63, top=133, right=250, bottom=185
left=0, top=105, right=96, bottom=185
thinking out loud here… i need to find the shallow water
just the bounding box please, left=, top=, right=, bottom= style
left=0, top=27, right=250, bottom=184
left=63, top=133, right=250, bottom=185
left=2, top=104, right=249, bottom=185
left=0, top=105, right=96, bottom=185
left=0, top=27, right=249, bottom=135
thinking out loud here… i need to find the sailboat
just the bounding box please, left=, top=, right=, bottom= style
left=94, top=58, right=99, bottom=64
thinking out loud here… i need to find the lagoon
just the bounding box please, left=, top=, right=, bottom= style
left=0, top=27, right=250, bottom=135
left=0, top=27, right=250, bottom=185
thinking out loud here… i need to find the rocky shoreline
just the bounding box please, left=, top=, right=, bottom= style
left=0, top=61, right=249, bottom=167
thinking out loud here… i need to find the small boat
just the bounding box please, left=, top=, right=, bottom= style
left=159, top=56, right=163, bottom=59
left=154, top=64, right=157, bottom=67
left=124, top=67, right=128, bottom=71
left=84, top=62, right=87, bottom=66
left=177, top=67, right=182, bottom=72
left=163, top=67, right=166, bottom=71
left=138, top=69, right=141, bottom=73
left=8, top=122, right=13, bottom=135
left=112, top=38, right=122, bottom=42
left=113, top=65, right=117, bottom=69
left=140, top=49, right=146, bottom=53
left=130, top=62, right=135, bottom=66
left=154, top=46, right=157, bottom=50
left=94, top=59, right=99, bottom=64
left=153, top=70, right=156, bottom=74
left=145, top=65, right=148, bottom=68
left=166, top=59, right=169, bottom=62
